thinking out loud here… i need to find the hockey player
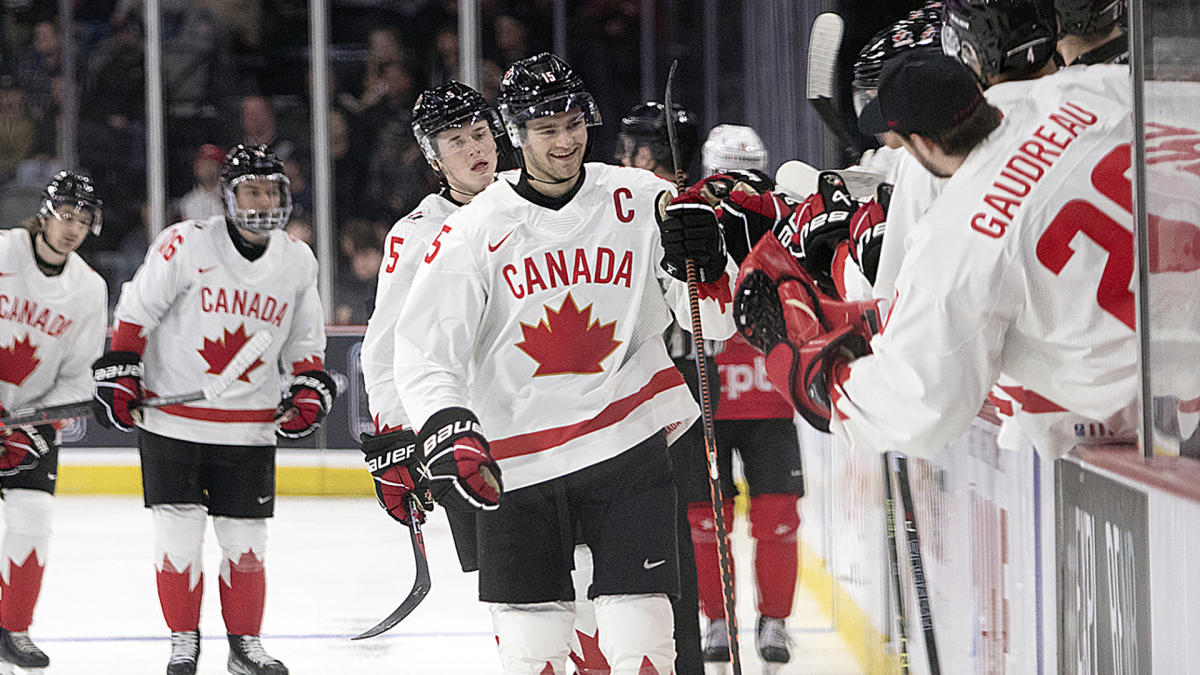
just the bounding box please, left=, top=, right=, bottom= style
left=0, top=171, right=106, bottom=672
left=614, top=99, right=706, bottom=675
left=1055, top=0, right=1127, bottom=66
left=675, top=133, right=807, bottom=671
left=393, top=52, right=736, bottom=674
left=91, top=145, right=334, bottom=675
left=738, top=52, right=1136, bottom=461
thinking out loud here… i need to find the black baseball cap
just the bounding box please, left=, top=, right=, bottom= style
left=857, top=52, right=985, bottom=137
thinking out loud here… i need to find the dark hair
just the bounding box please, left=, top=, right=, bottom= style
left=903, top=100, right=1003, bottom=157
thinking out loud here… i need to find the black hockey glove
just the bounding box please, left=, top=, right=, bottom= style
left=361, top=428, right=435, bottom=526
left=656, top=190, right=727, bottom=283
left=791, top=171, right=857, bottom=296
left=848, top=182, right=892, bottom=285
left=91, top=351, right=144, bottom=432
left=419, top=407, right=502, bottom=513
left=720, top=187, right=801, bottom=266
left=0, top=407, right=51, bottom=476
left=276, top=370, right=337, bottom=440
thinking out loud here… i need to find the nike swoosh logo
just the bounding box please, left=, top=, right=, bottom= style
left=643, top=559, right=666, bottom=570
left=198, top=265, right=219, bottom=274
left=47, top=473, right=57, bottom=480
left=257, top=495, right=273, bottom=504
left=488, top=230, right=514, bottom=252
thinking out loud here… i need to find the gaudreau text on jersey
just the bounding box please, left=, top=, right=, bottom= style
left=502, top=247, right=635, bottom=300
left=0, top=294, right=74, bottom=337
left=199, top=286, right=289, bottom=327
left=972, top=101, right=1099, bottom=239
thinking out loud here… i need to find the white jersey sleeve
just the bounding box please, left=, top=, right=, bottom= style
left=360, top=192, right=460, bottom=430
left=0, top=228, right=107, bottom=411
left=832, top=64, right=1137, bottom=459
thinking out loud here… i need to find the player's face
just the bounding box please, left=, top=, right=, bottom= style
left=233, top=177, right=282, bottom=212
left=521, top=109, right=588, bottom=183
left=41, top=204, right=93, bottom=253
left=434, top=120, right=498, bottom=197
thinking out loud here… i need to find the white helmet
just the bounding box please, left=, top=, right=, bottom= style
left=702, top=124, right=768, bottom=176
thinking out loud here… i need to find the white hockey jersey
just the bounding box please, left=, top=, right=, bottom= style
left=361, top=192, right=460, bottom=431
left=0, top=228, right=107, bottom=411
left=831, top=64, right=1137, bottom=459
left=113, top=216, right=326, bottom=446
left=394, top=163, right=738, bottom=490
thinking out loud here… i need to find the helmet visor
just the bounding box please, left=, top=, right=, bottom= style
left=414, top=108, right=505, bottom=162
left=224, top=173, right=293, bottom=232
left=44, top=199, right=103, bottom=236
left=502, top=92, right=602, bottom=148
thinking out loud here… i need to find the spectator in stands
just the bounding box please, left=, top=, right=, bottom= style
left=330, top=106, right=368, bottom=220
left=177, top=144, right=224, bottom=221
left=0, top=73, right=33, bottom=180
left=359, top=27, right=407, bottom=108
left=493, top=15, right=530, bottom=66
left=334, top=219, right=384, bottom=324
left=15, top=20, right=59, bottom=119
left=428, top=24, right=459, bottom=87
left=365, top=120, right=433, bottom=220
left=284, top=215, right=312, bottom=247
left=239, top=94, right=277, bottom=147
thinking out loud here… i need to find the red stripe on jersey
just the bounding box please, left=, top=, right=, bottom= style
left=291, top=356, right=323, bottom=375
left=490, top=368, right=686, bottom=460
left=141, top=391, right=276, bottom=423
left=996, top=384, right=1068, bottom=413
left=111, top=320, right=147, bottom=354
left=987, top=392, right=1015, bottom=417
left=1180, top=397, right=1200, bottom=414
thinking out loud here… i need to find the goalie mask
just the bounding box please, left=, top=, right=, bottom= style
left=497, top=52, right=602, bottom=149
left=220, top=144, right=293, bottom=232
left=40, top=170, right=103, bottom=236
left=702, top=124, right=768, bottom=176
left=616, top=101, right=700, bottom=174
left=941, top=0, right=1057, bottom=83
left=412, top=81, right=505, bottom=163
left=853, top=5, right=943, bottom=118
left=1055, top=0, right=1124, bottom=37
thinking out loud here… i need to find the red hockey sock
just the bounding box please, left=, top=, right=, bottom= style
left=749, top=494, right=800, bottom=618
left=687, top=500, right=736, bottom=620
left=157, top=556, right=203, bottom=632
left=219, top=551, right=265, bottom=636
left=0, top=551, right=45, bottom=632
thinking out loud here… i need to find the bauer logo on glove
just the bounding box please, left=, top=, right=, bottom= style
left=418, top=407, right=502, bottom=513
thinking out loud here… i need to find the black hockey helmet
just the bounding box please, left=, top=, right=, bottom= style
left=1055, top=0, right=1124, bottom=37
left=412, top=81, right=505, bottom=163
left=40, top=170, right=103, bottom=236
left=941, top=0, right=1057, bottom=83
left=852, top=7, right=943, bottom=117
left=220, top=144, right=293, bottom=232
left=497, top=52, right=602, bottom=148
left=616, top=101, right=700, bottom=173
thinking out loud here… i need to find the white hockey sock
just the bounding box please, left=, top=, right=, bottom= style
left=594, top=593, right=675, bottom=674
left=491, top=601, right=575, bottom=674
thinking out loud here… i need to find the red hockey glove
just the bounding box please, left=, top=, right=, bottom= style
left=734, top=234, right=881, bottom=431
left=848, top=182, right=892, bottom=285
left=0, top=421, right=51, bottom=476
left=91, top=351, right=144, bottom=431
left=419, top=407, right=502, bottom=513
left=790, top=171, right=858, bottom=297
left=656, top=190, right=727, bottom=283
left=276, top=370, right=337, bottom=439
left=361, top=427, right=435, bottom=526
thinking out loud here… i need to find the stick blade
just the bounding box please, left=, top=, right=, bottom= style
left=352, top=514, right=432, bottom=640
left=807, top=12, right=845, bottom=101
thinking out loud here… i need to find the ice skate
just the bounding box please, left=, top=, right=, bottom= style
left=702, top=618, right=731, bottom=674
left=756, top=615, right=791, bottom=673
left=166, top=630, right=200, bottom=675
left=227, top=634, right=288, bottom=675
left=0, top=628, right=48, bottom=674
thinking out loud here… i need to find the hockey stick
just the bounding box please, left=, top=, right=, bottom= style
left=665, top=59, right=743, bottom=675
left=0, top=330, right=273, bottom=430
left=894, top=454, right=941, bottom=675
left=807, top=13, right=864, bottom=164
left=352, top=493, right=432, bottom=639
left=882, top=452, right=910, bottom=674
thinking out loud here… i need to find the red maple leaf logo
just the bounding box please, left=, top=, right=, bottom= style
left=0, top=334, right=40, bottom=386
left=197, top=324, right=264, bottom=383
left=516, top=293, right=621, bottom=376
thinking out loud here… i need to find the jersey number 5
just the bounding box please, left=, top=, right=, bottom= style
left=1036, top=143, right=1135, bottom=331
left=385, top=236, right=405, bottom=273
left=158, top=231, right=184, bottom=261
left=425, top=226, right=452, bottom=264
